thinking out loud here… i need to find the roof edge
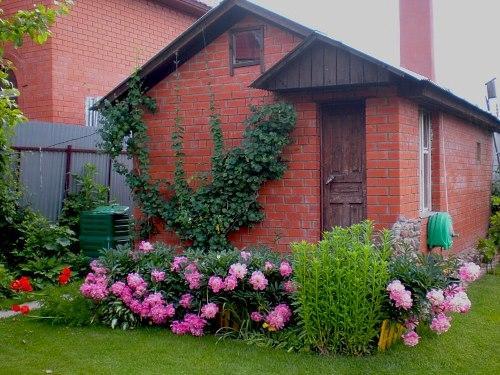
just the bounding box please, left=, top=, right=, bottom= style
left=156, top=0, right=211, bottom=17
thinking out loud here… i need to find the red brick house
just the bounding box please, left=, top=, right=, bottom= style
left=100, top=0, right=500, bottom=254
left=3, top=0, right=209, bottom=125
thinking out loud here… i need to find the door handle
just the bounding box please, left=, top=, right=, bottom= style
left=326, top=175, right=335, bottom=185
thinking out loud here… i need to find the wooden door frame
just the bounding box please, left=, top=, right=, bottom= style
left=318, top=100, right=367, bottom=234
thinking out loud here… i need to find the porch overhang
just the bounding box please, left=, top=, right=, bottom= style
left=251, top=33, right=500, bottom=131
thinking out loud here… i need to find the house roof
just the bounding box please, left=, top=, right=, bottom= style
left=96, top=0, right=312, bottom=107
left=156, top=0, right=211, bottom=17
left=98, top=0, right=500, bottom=130
left=251, top=33, right=500, bottom=130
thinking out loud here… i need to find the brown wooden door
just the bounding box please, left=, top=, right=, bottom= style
left=321, top=102, right=366, bottom=231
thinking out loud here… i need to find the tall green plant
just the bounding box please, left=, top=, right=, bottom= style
left=292, top=221, right=390, bottom=355
left=59, top=163, right=109, bottom=234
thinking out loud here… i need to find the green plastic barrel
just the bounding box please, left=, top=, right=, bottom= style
left=79, top=205, right=131, bottom=258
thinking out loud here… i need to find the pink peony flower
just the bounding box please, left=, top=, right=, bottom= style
left=80, top=272, right=108, bottom=301
left=249, top=271, right=268, bottom=291
left=240, top=251, right=252, bottom=262
left=179, top=293, right=193, bottom=309
left=426, top=289, right=445, bottom=307
left=151, top=269, right=166, bottom=283
left=404, top=316, right=419, bottom=331
left=229, top=263, right=247, bottom=279
left=127, top=273, right=147, bottom=296
left=265, top=304, right=292, bottom=331
left=458, top=262, right=480, bottom=283
left=444, top=284, right=465, bottom=299
left=223, top=275, right=238, bottom=291
left=283, top=280, right=296, bottom=293
left=110, top=281, right=127, bottom=296
left=250, top=311, right=264, bottom=322
left=90, top=260, right=107, bottom=275
left=129, top=299, right=143, bottom=315
left=185, top=269, right=202, bottom=290
left=183, top=313, right=207, bottom=336
left=430, top=313, right=452, bottom=334
left=264, top=261, right=274, bottom=272
left=208, top=276, right=224, bottom=293
left=402, top=330, right=420, bottom=347
left=386, top=280, right=405, bottom=293
left=171, top=256, right=188, bottom=272
left=171, top=320, right=190, bottom=335
left=149, top=304, right=175, bottom=324
left=279, top=261, right=293, bottom=277
left=138, top=241, right=154, bottom=253
left=201, top=303, right=219, bottom=319
left=447, top=291, right=471, bottom=313
left=387, top=280, right=412, bottom=310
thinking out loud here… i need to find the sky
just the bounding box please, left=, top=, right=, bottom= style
left=204, top=0, right=500, bottom=110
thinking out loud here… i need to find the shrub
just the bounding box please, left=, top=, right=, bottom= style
left=80, top=243, right=294, bottom=334
left=38, top=283, right=96, bottom=326
left=477, top=238, right=497, bottom=265
left=2, top=210, right=85, bottom=287
left=292, top=221, right=391, bottom=355
left=386, top=250, right=480, bottom=347
left=59, top=163, right=109, bottom=236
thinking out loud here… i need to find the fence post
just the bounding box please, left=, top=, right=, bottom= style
left=64, top=145, right=72, bottom=198
left=107, top=156, right=112, bottom=202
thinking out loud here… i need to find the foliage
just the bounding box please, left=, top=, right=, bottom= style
left=0, top=263, right=14, bottom=298
left=99, top=73, right=296, bottom=251
left=59, top=163, right=109, bottom=235
left=1, top=210, right=85, bottom=286
left=476, top=238, right=497, bottom=265
left=80, top=242, right=294, bottom=335
left=38, top=282, right=96, bottom=327
left=292, top=221, right=391, bottom=355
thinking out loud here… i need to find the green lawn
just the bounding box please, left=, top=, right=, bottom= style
left=1, top=271, right=499, bottom=375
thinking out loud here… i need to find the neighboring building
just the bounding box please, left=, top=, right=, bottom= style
left=3, top=0, right=209, bottom=125
left=99, top=0, right=500, bottom=254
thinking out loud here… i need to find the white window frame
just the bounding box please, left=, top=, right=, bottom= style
left=85, top=96, right=102, bottom=127
left=419, top=110, right=432, bottom=214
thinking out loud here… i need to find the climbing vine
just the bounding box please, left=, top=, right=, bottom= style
left=99, top=73, right=296, bottom=251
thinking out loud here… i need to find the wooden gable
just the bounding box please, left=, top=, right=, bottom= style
left=252, top=38, right=392, bottom=91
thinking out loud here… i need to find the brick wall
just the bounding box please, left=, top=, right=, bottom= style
left=145, top=16, right=305, bottom=252
left=4, top=0, right=198, bottom=124
left=141, top=14, right=492, bottom=255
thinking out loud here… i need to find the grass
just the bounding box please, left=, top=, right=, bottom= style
left=0, top=271, right=499, bottom=375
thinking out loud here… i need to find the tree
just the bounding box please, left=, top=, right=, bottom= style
left=0, top=1, right=72, bottom=237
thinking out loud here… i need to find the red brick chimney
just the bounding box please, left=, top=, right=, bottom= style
left=399, top=0, right=435, bottom=81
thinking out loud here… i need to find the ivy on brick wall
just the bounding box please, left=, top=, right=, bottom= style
left=99, top=73, right=297, bottom=251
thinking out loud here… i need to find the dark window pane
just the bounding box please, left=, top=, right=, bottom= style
left=233, top=30, right=262, bottom=65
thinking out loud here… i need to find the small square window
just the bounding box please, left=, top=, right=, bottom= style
left=229, top=27, right=264, bottom=75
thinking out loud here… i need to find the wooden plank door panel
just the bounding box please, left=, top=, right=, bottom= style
left=321, top=102, right=366, bottom=232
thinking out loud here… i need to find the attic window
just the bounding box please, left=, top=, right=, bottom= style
left=229, top=26, right=264, bottom=75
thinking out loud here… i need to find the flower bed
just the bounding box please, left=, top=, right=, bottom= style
left=80, top=243, right=294, bottom=334
left=78, top=223, right=482, bottom=355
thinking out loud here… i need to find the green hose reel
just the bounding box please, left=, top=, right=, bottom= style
left=427, top=212, right=455, bottom=250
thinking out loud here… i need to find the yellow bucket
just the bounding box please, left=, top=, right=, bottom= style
left=378, top=319, right=405, bottom=351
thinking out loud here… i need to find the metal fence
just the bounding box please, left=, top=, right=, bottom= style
left=11, top=121, right=133, bottom=222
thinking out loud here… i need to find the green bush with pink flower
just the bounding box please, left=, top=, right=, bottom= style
left=80, top=242, right=295, bottom=335
left=386, top=250, right=481, bottom=347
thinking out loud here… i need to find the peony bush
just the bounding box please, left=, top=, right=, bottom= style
left=80, top=243, right=294, bottom=335
left=387, top=252, right=481, bottom=347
